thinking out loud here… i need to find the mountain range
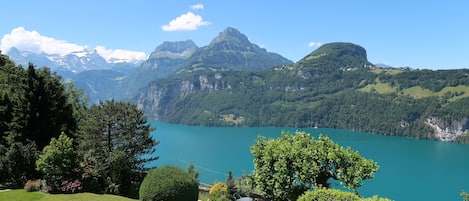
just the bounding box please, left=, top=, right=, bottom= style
left=5, top=46, right=135, bottom=73
left=4, top=27, right=469, bottom=143
left=134, top=41, right=469, bottom=143
left=5, top=27, right=292, bottom=103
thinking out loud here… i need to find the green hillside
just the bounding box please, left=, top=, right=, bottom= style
left=135, top=42, right=469, bottom=143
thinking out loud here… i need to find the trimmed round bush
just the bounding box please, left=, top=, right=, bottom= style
left=139, top=166, right=198, bottom=201
left=297, top=189, right=361, bottom=201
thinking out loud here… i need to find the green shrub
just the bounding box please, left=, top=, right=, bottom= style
left=297, top=189, right=361, bottom=201
left=233, top=172, right=255, bottom=197
left=36, top=133, right=80, bottom=192
left=139, top=166, right=198, bottom=201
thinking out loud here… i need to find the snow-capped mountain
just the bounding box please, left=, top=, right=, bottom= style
left=5, top=47, right=142, bottom=73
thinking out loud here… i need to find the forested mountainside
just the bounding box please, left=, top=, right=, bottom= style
left=135, top=42, right=469, bottom=143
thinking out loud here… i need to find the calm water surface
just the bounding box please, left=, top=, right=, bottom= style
left=147, top=121, right=469, bottom=201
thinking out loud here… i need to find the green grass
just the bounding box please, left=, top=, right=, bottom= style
left=0, top=190, right=44, bottom=201
left=402, top=85, right=469, bottom=101
left=371, top=68, right=404, bottom=75
left=198, top=192, right=210, bottom=201
left=359, top=82, right=397, bottom=94
left=0, top=190, right=137, bottom=201
left=401, top=86, right=434, bottom=98
left=359, top=82, right=469, bottom=102
left=436, top=85, right=469, bottom=101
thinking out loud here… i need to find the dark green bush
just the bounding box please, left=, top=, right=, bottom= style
left=297, top=189, right=360, bottom=201
left=139, top=166, right=198, bottom=201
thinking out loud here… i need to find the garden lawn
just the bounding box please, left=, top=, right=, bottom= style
left=0, top=190, right=137, bottom=201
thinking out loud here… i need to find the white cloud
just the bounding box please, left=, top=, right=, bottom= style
left=95, top=46, right=147, bottom=63
left=162, top=12, right=210, bottom=31
left=1, top=27, right=85, bottom=55
left=190, top=4, right=204, bottom=10
left=0, top=27, right=147, bottom=63
left=308, top=41, right=322, bottom=47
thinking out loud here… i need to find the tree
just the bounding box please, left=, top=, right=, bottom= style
left=25, top=64, right=76, bottom=149
left=461, top=191, right=469, bottom=201
left=226, top=170, right=236, bottom=200
left=250, top=131, right=379, bottom=201
left=0, top=142, right=39, bottom=187
left=78, top=99, right=158, bottom=195
left=0, top=55, right=28, bottom=146
left=0, top=55, right=77, bottom=186
left=36, top=133, right=80, bottom=192
left=187, top=162, right=199, bottom=181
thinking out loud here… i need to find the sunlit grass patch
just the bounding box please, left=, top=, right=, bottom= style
left=0, top=190, right=137, bottom=201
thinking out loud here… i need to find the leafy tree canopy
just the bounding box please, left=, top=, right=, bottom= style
left=251, top=131, right=379, bottom=201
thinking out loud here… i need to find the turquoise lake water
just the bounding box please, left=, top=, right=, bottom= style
left=146, top=121, right=469, bottom=201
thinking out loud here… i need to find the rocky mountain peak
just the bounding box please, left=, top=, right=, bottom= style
left=149, top=40, right=198, bottom=59
left=210, top=27, right=251, bottom=46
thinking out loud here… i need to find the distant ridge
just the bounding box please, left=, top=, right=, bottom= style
left=297, top=42, right=372, bottom=71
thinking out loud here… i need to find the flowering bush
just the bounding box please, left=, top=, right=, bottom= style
left=60, top=180, right=83, bottom=193
left=209, top=182, right=228, bottom=195
left=209, top=182, right=230, bottom=201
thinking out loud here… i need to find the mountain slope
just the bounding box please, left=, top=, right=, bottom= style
left=135, top=42, right=469, bottom=143
left=127, top=40, right=198, bottom=84
left=177, top=27, right=292, bottom=74
left=72, top=69, right=128, bottom=103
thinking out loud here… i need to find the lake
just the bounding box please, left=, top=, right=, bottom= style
left=146, top=121, right=469, bottom=201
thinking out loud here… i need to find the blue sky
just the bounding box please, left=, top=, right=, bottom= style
left=1, top=0, right=468, bottom=69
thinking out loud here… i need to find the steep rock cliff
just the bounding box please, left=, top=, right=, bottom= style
left=135, top=72, right=231, bottom=120
left=425, top=117, right=469, bottom=141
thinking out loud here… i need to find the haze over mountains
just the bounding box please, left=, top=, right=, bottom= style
left=4, top=27, right=469, bottom=143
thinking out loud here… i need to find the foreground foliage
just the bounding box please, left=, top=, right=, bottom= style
left=461, top=190, right=469, bottom=201
left=0, top=54, right=76, bottom=187
left=139, top=166, right=198, bottom=201
left=297, top=189, right=393, bottom=201
left=1, top=54, right=159, bottom=198
left=251, top=131, right=379, bottom=201
left=297, top=189, right=360, bottom=201
left=36, top=133, right=80, bottom=192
